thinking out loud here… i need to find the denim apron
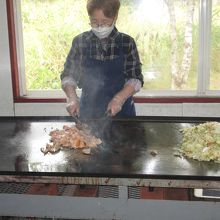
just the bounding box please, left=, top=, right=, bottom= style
left=79, top=37, right=136, bottom=120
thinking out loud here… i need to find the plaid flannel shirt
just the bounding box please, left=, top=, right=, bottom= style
left=61, top=27, right=143, bottom=89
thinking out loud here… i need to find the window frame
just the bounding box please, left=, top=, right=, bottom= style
left=6, top=0, right=220, bottom=104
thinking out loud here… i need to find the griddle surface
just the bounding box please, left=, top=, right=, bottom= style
left=0, top=116, right=220, bottom=180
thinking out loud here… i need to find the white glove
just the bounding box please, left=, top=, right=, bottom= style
left=107, top=95, right=125, bottom=116
left=66, top=97, right=80, bottom=116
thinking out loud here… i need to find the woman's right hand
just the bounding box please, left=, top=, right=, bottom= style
left=66, top=97, right=80, bottom=116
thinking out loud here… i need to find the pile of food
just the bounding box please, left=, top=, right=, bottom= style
left=179, top=122, right=220, bottom=163
left=41, top=124, right=102, bottom=155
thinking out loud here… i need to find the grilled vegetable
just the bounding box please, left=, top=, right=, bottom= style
left=179, top=122, right=220, bottom=162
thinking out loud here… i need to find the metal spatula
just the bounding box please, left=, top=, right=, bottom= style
left=72, top=114, right=83, bottom=129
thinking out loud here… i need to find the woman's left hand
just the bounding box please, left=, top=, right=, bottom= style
left=107, top=95, right=124, bottom=116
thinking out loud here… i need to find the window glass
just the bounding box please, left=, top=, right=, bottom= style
left=117, top=0, right=199, bottom=90
left=21, top=0, right=88, bottom=90
left=21, top=0, right=199, bottom=91
left=210, top=0, right=220, bottom=90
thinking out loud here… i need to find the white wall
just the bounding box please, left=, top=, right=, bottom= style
left=1, top=0, right=220, bottom=118
left=12, top=102, right=220, bottom=117
left=0, top=0, right=14, bottom=116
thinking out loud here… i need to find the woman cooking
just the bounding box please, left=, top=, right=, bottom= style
left=61, top=0, right=144, bottom=120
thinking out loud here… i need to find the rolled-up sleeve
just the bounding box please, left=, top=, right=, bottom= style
left=60, top=37, right=81, bottom=88
left=123, top=37, right=144, bottom=87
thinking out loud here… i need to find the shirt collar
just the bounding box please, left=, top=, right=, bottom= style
left=108, top=27, right=119, bottom=40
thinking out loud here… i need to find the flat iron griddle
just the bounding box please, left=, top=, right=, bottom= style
left=0, top=116, right=220, bottom=187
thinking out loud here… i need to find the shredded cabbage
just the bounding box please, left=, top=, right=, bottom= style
left=179, top=122, right=220, bottom=163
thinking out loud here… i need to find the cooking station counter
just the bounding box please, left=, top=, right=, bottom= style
left=0, top=116, right=220, bottom=188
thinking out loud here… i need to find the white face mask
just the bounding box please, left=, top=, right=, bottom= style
left=92, top=23, right=115, bottom=39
